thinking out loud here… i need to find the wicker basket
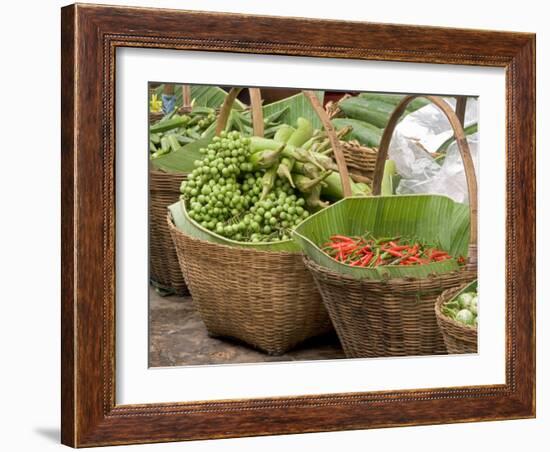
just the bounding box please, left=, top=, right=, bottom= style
left=149, top=170, right=189, bottom=294
left=435, top=286, right=478, bottom=354
left=305, top=257, right=474, bottom=357
left=148, top=85, right=195, bottom=295
left=164, top=88, right=339, bottom=354
left=168, top=216, right=332, bottom=355
left=300, top=94, right=479, bottom=358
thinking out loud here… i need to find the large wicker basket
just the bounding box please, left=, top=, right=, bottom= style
left=435, top=286, right=478, bottom=354
left=301, top=94, right=479, bottom=359
left=149, top=170, right=189, bottom=295
left=168, top=216, right=332, bottom=355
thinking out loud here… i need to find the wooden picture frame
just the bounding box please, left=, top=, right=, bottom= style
left=61, top=3, right=535, bottom=447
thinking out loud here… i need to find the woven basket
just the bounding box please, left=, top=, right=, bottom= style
left=435, top=286, right=478, bottom=354
left=149, top=170, right=189, bottom=294
left=305, top=257, right=474, bottom=357
left=168, top=216, right=332, bottom=355
left=148, top=85, right=195, bottom=295
left=165, top=88, right=335, bottom=355
left=301, top=95, right=478, bottom=358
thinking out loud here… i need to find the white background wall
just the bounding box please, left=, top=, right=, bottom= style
left=0, top=0, right=545, bottom=450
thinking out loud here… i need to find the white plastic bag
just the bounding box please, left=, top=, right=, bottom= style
left=388, top=98, right=478, bottom=203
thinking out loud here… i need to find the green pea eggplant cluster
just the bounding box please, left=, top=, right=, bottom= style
left=179, top=117, right=370, bottom=243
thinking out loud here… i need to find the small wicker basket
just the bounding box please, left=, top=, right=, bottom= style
left=435, top=286, right=478, bottom=354
left=149, top=170, right=189, bottom=295
left=148, top=84, right=193, bottom=295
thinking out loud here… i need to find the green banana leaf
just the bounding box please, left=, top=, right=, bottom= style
left=261, top=91, right=324, bottom=131
left=150, top=132, right=214, bottom=173
left=292, top=195, right=470, bottom=280
left=169, top=201, right=301, bottom=252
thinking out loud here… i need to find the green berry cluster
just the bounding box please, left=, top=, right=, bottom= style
left=180, top=131, right=309, bottom=242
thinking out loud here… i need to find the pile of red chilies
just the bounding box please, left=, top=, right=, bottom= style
left=321, top=234, right=455, bottom=267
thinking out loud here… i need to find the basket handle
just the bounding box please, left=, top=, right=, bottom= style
left=215, top=88, right=264, bottom=137
left=372, top=95, right=478, bottom=270
left=303, top=90, right=353, bottom=198
left=181, top=85, right=192, bottom=110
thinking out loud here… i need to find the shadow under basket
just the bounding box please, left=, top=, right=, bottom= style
left=149, top=170, right=189, bottom=295
left=168, top=216, right=333, bottom=356
left=303, top=256, right=475, bottom=359
left=435, top=287, right=478, bottom=354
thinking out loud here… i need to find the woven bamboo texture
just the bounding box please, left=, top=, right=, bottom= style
left=149, top=170, right=189, bottom=295
left=168, top=216, right=333, bottom=355
left=341, top=141, right=378, bottom=181
left=435, top=287, right=478, bottom=354
left=304, top=257, right=475, bottom=358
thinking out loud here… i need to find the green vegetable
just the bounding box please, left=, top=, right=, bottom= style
left=150, top=117, right=188, bottom=134
left=320, top=172, right=370, bottom=199
left=458, top=292, right=475, bottom=309
left=455, top=309, right=475, bottom=325
left=338, top=96, right=389, bottom=128
left=332, top=118, right=382, bottom=147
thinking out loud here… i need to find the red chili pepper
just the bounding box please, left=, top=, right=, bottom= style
left=330, top=235, right=354, bottom=243
left=385, top=249, right=403, bottom=258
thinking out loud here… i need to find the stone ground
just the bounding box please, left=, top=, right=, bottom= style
left=149, top=286, right=345, bottom=367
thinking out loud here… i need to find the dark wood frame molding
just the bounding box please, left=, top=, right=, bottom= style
left=61, top=3, right=535, bottom=447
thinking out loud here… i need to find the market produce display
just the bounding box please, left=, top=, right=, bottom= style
left=179, top=117, right=369, bottom=243
left=440, top=288, right=478, bottom=327
left=321, top=233, right=457, bottom=268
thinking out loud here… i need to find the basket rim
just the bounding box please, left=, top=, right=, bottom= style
left=303, top=254, right=473, bottom=287
left=167, top=212, right=301, bottom=258
left=434, top=285, right=478, bottom=333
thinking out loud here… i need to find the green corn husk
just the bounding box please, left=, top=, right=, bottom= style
left=260, top=166, right=278, bottom=200
left=277, top=157, right=296, bottom=187
left=293, top=161, right=320, bottom=178
left=381, top=160, right=397, bottom=196
left=249, top=146, right=284, bottom=169
left=274, top=125, right=295, bottom=143
left=293, top=171, right=332, bottom=193
left=250, top=136, right=282, bottom=153
left=292, top=195, right=470, bottom=280
left=321, top=172, right=371, bottom=200
left=169, top=201, right=299, bottom=252
left=305, top=185, right=329, bottom=210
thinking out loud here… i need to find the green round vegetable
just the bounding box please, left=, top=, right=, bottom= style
left=455, top=309, right=475, bottom=326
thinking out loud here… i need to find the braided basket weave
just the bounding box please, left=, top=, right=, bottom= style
left=304, top=257, right=474, bottom=358
left=149, top=170, right=189, bottom=295
left=435, top=287, right=478, bottom=354
left=168, top=216, right=332, bottom=355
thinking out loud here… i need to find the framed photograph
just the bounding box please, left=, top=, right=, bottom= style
left=61, top=3, right=535, bottom=447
